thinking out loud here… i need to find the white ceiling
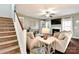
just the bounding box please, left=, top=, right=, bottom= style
left=16, top=4, right=79, bottom=19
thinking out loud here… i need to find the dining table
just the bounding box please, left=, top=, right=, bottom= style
left=36, top=36, right=56, bottom=54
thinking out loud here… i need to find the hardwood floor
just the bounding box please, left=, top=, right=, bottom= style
left=65, top=38, right=79, bottom=54
left=55, top=38, right=79, bottom=54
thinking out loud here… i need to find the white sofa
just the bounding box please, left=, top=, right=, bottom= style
left=54, top=31, right=72, bottom=53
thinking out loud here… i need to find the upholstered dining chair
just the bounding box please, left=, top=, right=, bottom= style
left=27, top=32, right=46, bottom=54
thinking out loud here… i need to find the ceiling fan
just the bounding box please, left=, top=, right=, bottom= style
left=38, top=8, right=57, bottom=18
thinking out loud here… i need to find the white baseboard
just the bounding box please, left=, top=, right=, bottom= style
left=72, top=36, right=79, bottom=39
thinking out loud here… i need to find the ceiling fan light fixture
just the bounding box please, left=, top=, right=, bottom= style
left=45, top=14, right=49, bottom=17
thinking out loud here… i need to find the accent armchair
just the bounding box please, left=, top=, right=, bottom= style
left=53, top=31, right=72, bottom=53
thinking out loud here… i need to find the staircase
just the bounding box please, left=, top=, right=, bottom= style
left=0, top=17, right=20, bottom=54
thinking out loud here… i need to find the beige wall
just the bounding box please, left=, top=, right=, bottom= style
left=72, top=14, right=79, bottom=38
left=24, top=16, right=41, bottom=30
left=0, top=4, right=12, bottom=18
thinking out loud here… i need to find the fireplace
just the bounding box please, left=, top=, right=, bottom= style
left=52, top=29, right=60, bottom=35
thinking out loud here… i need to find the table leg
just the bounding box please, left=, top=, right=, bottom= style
left=47, top=45, right=51, bottom=54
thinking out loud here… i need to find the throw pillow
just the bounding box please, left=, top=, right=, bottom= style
left=54, top=32, right=60, bottom=38
left=58, top=32, right=65, bottom=40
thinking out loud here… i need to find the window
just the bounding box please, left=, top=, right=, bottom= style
left=62, top=17, right=72, bottom=31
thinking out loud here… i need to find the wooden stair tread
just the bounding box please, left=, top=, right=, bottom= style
left=0, top=40, right=17, bottom=45
left=0, top=28, right=15, bottom=30
left=0, top=31, right=15, bottom=33
left=0, top=21, right=13, bottom=24
left=0, top=20, right=13, bottom=21
left=0, top=45, right=19, bottom=54
left=4, top=48, right=20, bottom=54
left=0, top=29, right=14, bottom=30
left=0, top=17, right=12, bottom=19
left=0, top=19, right=13, bottom=21
left=0, top=25, right=14, bottom=27
left=0, top=27, right=15, bottom=29
left=0, top=35, right=16, bottom=38
left=0, top=37, right=17, bottom=42
left=0, top=23, right=14, bottom=26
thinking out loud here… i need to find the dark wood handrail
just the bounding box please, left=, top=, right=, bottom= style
left=15, top=11, right=24, bottom=30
